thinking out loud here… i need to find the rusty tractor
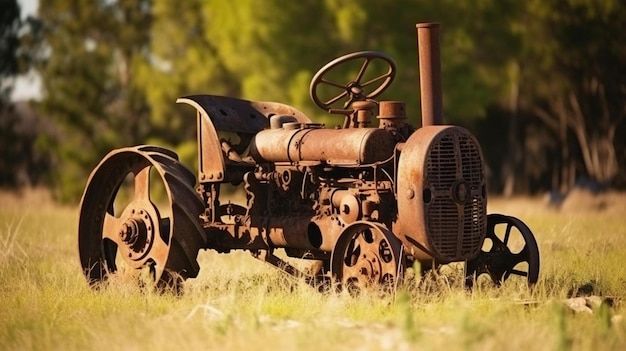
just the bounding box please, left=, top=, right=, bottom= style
left=78, top=23, right=540, bottom=292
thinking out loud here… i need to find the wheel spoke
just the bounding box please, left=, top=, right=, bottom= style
left=361, top=72, right=392, bottom=88
left=488, top=233, right=506, bottom=251
left=509, top=247, right=529, bottom=266
left=324, top=90, right=349, bottom=106
left=102, top=213, right=125, bottom=246
left=503, top=222, right=512, bottom=245
left=509, top=269, right=528, bottom=277
left=320, top=78, right=349, bottom=89
left=355, top=58, right=371, bottom=82
left=133, top=167, right=151, bottom=201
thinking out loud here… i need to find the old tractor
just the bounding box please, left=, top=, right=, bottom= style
left=78, top=23, right=540, bottom=292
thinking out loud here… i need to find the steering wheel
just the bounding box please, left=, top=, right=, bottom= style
left=310, top=51, right=396, bottom=112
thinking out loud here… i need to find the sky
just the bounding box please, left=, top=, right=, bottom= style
left=18, top=0, right=38, bottom=18
left=11, top=0, right=40, bottom=101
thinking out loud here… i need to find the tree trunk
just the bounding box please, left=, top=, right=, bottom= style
left=502, top=62, right=521, bottom=197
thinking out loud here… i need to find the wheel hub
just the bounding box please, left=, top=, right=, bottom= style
left=352, top=252, right=380, bottom=284
left=348, top=82, right=363, bottom=96
left=119, top=206, right=155, bottom=261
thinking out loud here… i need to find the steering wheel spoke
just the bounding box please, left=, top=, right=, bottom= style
left=356, top=58, right=372, bottom=82
left=324, top=90, right=349, bottom=106
left=320, top=78, right=349, bottom=90
left=361, top=72, right=394, bottom=88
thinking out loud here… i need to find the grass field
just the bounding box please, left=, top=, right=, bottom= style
left=1, top=188, right=625, bottom=350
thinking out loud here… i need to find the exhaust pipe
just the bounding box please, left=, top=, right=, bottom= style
left=416, top=23, right=443, bottom=126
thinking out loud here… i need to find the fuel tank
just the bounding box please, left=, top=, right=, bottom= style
left=250, top=121, right=396, bottom=165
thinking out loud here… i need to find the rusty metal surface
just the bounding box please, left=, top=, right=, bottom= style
left=416, top=23, right=443, bottom=126
left=177, top=95, right=312, bottom=133
left=396, top=125, right=487, bottom=262
left=250, top=125, right=396, bottom=165
left=331, top=221, right=404, bottom=291
left=78, top=22, right=539, bottom=293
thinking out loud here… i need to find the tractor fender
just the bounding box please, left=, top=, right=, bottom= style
left=177, top=95, right=312, bottom=182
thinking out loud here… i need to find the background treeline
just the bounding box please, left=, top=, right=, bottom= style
left=1, top=0, right=624, bottom=202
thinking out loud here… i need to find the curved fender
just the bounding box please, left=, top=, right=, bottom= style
left=177, top=95, right=311, bottom=133
left=177, top=95, right=312, bottom=182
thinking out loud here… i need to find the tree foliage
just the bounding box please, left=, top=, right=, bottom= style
left=0, top=0, right=52, bottom=188
left=519, top=0, right=626, bottom=189
left=0, top=0, right=21, bottom=104
left=34, top=0, right=151, bottom=200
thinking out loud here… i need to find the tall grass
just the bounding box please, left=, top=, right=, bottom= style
left=1, top=189, right=625, bottom=350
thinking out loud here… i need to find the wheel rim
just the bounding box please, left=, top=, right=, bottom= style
left=78, top=145, right=205, bottom=291
left=310, top=51, right=396, bottom=111
left=466, top=214, right=540, bottom=287
left=331, top=222, right=404, bottom=292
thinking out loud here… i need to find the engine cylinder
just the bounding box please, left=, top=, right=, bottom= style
left=250, top=125, right=396, bottom=165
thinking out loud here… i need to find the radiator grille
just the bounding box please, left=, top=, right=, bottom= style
left=425, top=130, right=486, bottom=261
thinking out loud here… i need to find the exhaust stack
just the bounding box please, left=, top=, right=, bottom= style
left=416, top=23, right=443, bottom=126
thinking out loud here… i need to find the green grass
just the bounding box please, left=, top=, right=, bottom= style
left=1, top=189, right=625, bottom=350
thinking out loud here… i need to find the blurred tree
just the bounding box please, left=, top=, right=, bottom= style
left=137, top=0, right=337, bottom=133
left=34, top=0, right=152, bottom=201
left=0, top=0, right=52, bottom=188
left=424, top=1, right=535, bottom=195
left=0, top=0, right=20, bottom=104
left=520, top=0, right=626, bottom=191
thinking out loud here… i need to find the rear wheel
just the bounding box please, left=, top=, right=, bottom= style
left=78, top=145, right=206, bottom=292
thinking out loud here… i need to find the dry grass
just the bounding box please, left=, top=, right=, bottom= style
left=1, top=188, right=626, bottom=350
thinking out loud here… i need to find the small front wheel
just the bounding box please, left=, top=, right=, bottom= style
left=466, top=214, right=540, bottom=288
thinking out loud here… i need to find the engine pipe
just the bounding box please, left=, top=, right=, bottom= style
left=416, top=23, right=443, bottom=126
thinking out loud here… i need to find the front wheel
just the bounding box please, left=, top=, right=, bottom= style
left=78, top=145, right=206, bottom=292
left=466, top=214, right=540, bottom=288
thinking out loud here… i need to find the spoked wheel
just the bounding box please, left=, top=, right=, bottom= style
left=310, top=51, right=396, bottom=111
left=331, top=222, right=404, bottom=293
left=466, top=214, right=540, bottom=288
left=78, top=145, right=206, bottom=292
